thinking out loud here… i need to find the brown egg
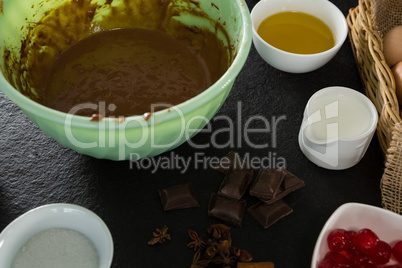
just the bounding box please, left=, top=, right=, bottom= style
left=383, top=25, right=402, bottom=67
left=392, top=61, right=402, bottom=105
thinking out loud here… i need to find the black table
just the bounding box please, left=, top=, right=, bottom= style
left=0, top=0, right=385, bottom=267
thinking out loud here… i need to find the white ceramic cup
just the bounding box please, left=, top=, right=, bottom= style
left=250, top=0, right=348, bottom=73
left=298, top=86, right=378, bottom=170
left=0, top=203, right=114, bottom=268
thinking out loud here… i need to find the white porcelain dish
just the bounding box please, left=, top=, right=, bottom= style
left=251, top=0, right=348, bottom=73
left=299, top=86, right=378, bottom=170
left=0, top=203, right=113, bottom=268
left=311, top=202, right=402, bottom=267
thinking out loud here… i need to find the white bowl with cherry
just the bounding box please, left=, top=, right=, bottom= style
left=312, top=203, right=402, bottom=268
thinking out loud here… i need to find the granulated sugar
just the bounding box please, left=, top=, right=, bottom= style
left=12, top=228, right=99, bottom=268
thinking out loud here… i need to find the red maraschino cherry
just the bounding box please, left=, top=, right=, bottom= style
left=369, top=240, right=392, bottom=265
left=393, top=241, right=402, bottom=263
left=318, top=251, right=353, bottom=268
left=356, top=228, right=380, bottom=254
left=327, top=229, right=352, bottom=252
left=319, top=228, right=402, bottom=268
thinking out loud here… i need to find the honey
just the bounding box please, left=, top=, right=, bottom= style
left=257, top=11, right=335, bottom=54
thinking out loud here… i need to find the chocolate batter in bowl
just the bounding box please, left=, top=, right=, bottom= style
left=42, top=27, right=220, bottom=117
left=0, top=0, right=252, bottom=160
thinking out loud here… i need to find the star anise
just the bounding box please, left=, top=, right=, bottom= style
left=207, top=223, right=231, bottom=240
left=188, top=224, right=253, bottom=268
left=147, top=225, right=171, bottom=245
left=204, top=242, right=220, bottom=260
left=217, top=239, right=232, bottom=256
left=230, top=247, right=253, bottom=262
left=187, top=230, right=206, bottom=251
left=191, top=249, right=210, bottom=268
left=211, top=252, right=237, bottom=267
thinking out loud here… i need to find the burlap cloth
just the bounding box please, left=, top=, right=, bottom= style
left=371, top=0, right=402, bottom=37
left=369, top=0, right=402, bottom=214
left=382, top=122, right=402, bottom=214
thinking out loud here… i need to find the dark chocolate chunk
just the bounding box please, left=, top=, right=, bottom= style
left=219, top=169, right=253, bottom=200
left=159, top=183, right=199, bottom=211
left=262, top=169, right=305, bottom=204
left=208, top=193, right=246, bottom=227
left=247, top=200, right=293, bottom=229
left=249, top=169, right=284, bottom=200
left=214, top=151, right=252, bottom=175
left=281, top=169, right=305, bottom=191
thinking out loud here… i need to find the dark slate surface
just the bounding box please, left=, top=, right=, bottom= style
left=0, top=0, right=385, bottom=267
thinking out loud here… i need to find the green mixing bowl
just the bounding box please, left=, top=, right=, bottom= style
left=0, top=0, right=252, bottom=160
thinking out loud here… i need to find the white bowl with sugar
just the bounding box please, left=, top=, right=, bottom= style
left=0, top=203, right=113, bottom=268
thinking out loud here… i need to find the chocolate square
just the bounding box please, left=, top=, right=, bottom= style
left=214, top=151, right=252, bottom=175
left=159, top=183, right=199, bottom=211
left=281, top=169, right=305, bottom=191
left=248, top=200, right=293, bottom=229
left=208, top=193, right=246, bottom=227
left=263, top=169, right=305, bottom=204
left=218, top=169, right=253, bottom=200
left=249, top=169, right=284, bottom=200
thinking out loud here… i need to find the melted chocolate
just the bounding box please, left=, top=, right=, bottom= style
left=1, top=0, right=231, bottom=118
left=43, top=28, right=214, bottom=117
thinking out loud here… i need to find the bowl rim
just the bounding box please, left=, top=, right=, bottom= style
left=250, top=0, right=348, bottom=57
left=0, top=0, right=253, bottom=129
left=303, top=86, right=378, bottom=143
left=0, top=203, right=114, bottom=268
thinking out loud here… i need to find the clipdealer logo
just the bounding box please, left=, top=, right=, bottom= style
left=300, top=100, right=339, bottom=168
left=129, top=151, right=285, bottom=174
left=63, top=101, right=288, bottom=169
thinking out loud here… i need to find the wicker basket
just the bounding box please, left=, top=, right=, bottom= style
left=347, top=0, right=402, bottom=214
left=347, top=0, right=401, bottom=155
